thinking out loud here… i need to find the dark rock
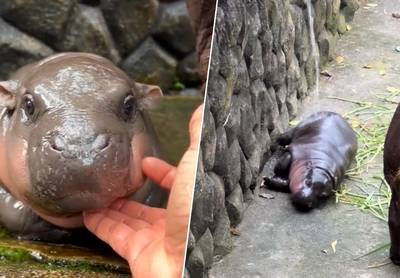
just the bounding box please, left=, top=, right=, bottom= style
left=57, top=4, right=121, bottom=64
left=177, top=52, right=201, bottom=85
left=213, top=126, right=229, bottom=178
left=121, top=38, right=177, bottom=91
left=286, top=57, right=301, bottom=118
left=314, top=0, right=327, bottom=36
left=337, top=12, right=347, bottom=34
left=0, top=19, right=53, bottom=79
left=187, top=245, right=205, bottom=278
left=239, top=149, right=253, bottom=191
left=340, top=0, right=360, bottom=21
left=201, top=108, right=216, bottom=172
left=0, top=0, right=75, bottom=45
left=190, top=170, right=215, bottom=239
left=265, top=86, right=280, bottom=132
left=79, top=0, right=100, bottom=6
left=237, top=93, right=257, bottom=158
left=209, top=172, right=225, bottom=226
left=318, top=29, right=337, bottom=65
left=233, top=57, right=250, bottom=95
left=213, top=207, right=233, bottom=257
left=196, top=229, right=214, bottom=270
left=225, top=186, right=245, bottom=227
left=223, top=95, right=241, bottom=146
left=100, top=0, right=159, bottom=56
left=326, top=0, right=341, bottom=33
left=225, top=139, right=242, bottom=194
left=207, top=72, right=228, bottom=126
left=153, top=2, right=196, bottom=55
left=187, top=231, right=195, bottom=255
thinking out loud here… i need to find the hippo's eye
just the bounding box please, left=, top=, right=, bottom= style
left=23, top=94, right=35, bottom=117
left=121, top=94, right=136, bottom=121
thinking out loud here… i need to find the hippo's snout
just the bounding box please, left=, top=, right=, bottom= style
left=50, top=134, right=111, bottom=159
left=28, top=129, right=133, bottom=215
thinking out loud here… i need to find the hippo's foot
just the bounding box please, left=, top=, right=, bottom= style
left=0, top=186, right=73, bottom=243
left=17, top=228, right=73, bottom=243
left=263, top=150, right=292, bottom=193
left=390, top=247, right=400, bottom=265
left=263, top=176, right=290, bottom=193
left=389, top=196, right=400, bottom=265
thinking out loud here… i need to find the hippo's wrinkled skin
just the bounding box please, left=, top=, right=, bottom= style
left=384, top=105, right=400, bottom=265
left=263, top=111, right=357, bottom=211
left=0, top=53, right=166, bottom=241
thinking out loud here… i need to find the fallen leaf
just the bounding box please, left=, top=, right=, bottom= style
left=335, top=55, right=345, bottom=64
left=362, top=61, right=389, bottom=75
left=387, top=87, right=400, bottom=94
left=346, top=24, right=352, bottom=31
left=350, top=119, right=361, bottom=128
left=331, top=240, right=338, bottom=254
left=230, top=227, right=241, bottom=236
left=320, top=70, right=332, bottom=77
left=289, top=119, right=300, bottom=126
left=259, top=193, right=275, bottom=199
left=393, top=13, right=400, bottom=19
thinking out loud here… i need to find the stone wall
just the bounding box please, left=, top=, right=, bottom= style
left=185, top=0, right=360, bottom=277
left=0, top=0, right=200, bottom=94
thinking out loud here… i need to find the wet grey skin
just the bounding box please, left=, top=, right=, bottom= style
left=264, top=111, right=358, bottom=211
left=0, top=53, right=167, bottom=241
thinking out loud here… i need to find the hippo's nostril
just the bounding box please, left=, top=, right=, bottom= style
left=51, top=136, right=65, bottom=152
left=92, top=134, right=110, bottom=152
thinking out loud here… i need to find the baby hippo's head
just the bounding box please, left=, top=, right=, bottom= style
left=0, top=53, right=162, bottom=217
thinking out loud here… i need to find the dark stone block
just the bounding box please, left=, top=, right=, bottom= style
left=178, top=52, right=201, bottom=85
left=197, top=229, right=214, bottom=270
left=201, top=108, right=216, bottom=172
left=153, top=1, right=196, bottom=55
left=100, top=0, right=159, bottom=56
left=121, top=38, right=177, bottom=91
left=57, top=4, right=120, bottom=64
left=0, top=0, right=75, bottom=45
left=213, top=206, right=233, bottom=257
left=0, top=19, right=53, bottom=79
left=187, top=245, right=205, bottom=278
left=225, top=185, right=244, bottom=226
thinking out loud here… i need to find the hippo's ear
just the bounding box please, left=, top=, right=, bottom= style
left=135, top=82, right=163, bottom=110
left=0, top=81, right=17, bottom=110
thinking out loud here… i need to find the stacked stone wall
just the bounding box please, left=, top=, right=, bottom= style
left=186, top=0, right=360, bottom=277
left=0, top=0, right=200, bottom=94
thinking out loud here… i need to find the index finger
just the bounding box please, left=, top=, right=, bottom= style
left=142, top=157, right=176, bottom=190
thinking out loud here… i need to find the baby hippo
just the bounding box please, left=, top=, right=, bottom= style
left=263, top=111, right=357, bottom=211
left=0, top=53, right=166, bottom=241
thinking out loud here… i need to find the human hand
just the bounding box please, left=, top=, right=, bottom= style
left=83, top=104, right=203, bottom=277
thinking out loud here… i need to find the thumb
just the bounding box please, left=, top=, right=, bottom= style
left=164, top=104, right=203, bottom=253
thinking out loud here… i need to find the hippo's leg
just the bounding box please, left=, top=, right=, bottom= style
left=389, top=195, right=400, bottom=265
left=263, top=152, right=292, bottom=193
left=270, top=129, right=294, bottom=152
left=276, top=129, right=294, bottom=146
left=0, top=186, right=71, bottom=242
